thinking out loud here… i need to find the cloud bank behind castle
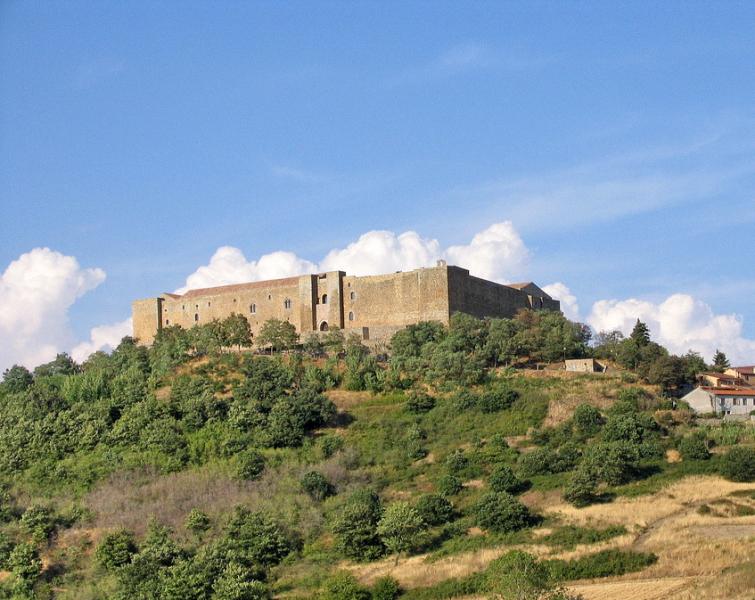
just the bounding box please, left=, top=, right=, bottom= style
left=1, top=221, right=753, bottom=371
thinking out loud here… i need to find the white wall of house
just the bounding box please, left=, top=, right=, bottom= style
left=682, top=388, right=716, bottom=414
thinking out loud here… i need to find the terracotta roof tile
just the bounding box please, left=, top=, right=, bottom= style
left=167, top=276, right=300, bottom=299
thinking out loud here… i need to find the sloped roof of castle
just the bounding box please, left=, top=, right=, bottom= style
left=508, top=282, right=552, bottom=299
left=165, top=276, right=300, bottom=299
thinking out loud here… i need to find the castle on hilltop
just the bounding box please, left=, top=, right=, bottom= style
left=132, top=261, right=560, bottom=345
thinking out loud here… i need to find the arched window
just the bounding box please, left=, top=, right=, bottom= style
left=350, top=291, right=356, bottom=300
left=250, top=303, right=256, bottom=314
left=319, top=321, right=329, bottom=331
left=321, top=293, right=328, bottom=304
left=165, top=319, right=170, bottom=325
left=284, top=298, right=292, bottom=309
left=348, top=311, right=354, bottom=321
left=194, top=313, right=199, bottom=322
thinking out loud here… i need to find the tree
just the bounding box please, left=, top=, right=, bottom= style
left=302, top=334, right=325, bottom=358
left=96, top=530, right=138, bottom=570
left=332, top=489, right=384, bottom=560
left=8, top=542, right=42, bottom=596
left=300, top=471, right=335, bottom=501
left=223, top=313, right=253, bottom=351
left=257, top=319, right=298, bottom=353
left=321, top=571, right=371, bottom=600
left=212, top=563, right=270, bottom=600
left=485, top=318, right=520, bottom=367
left=474, top=492, right=532, bottom=533
left=437, top=474, right=463, bottom=497
left=405, top=389, right=435, bottom=414
left=719, top=446, right=755, bottom=482
left=33, top=352, right=79, bottom=377
left=236, top=450, right=266, bottom=480
left=563, top=468, right=599, bottom=507
left=376, top=501, right=426, bottom=563
left=572, top=404, right=602, bottom=437
left=20, top=505, right=55, bottom=543
left=485, top=550, right=549, bottom=600
left=630, top=319, right=651, bottom=347
left=489, top=465, right=526, bottom=494
left=414, top=494, right=454, bottom=526
left=2, top=365, right=33, bottom=393
left=678, top=435, right=710, bottom=461
left=712, top=349, right=730, bottom=372
left=324, top=327, right=346, bottom=355
left=185, top=509, right=211, bottom=538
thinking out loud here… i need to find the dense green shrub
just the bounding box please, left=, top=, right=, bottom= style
left=474, top=492, right=532, bottom=533
left=580, top=441, right=639, bottom=486
left=572, top=404, right=603, bottom=436
left=477, top=386, right=518, bottom=413
left=8, top=542, right=42, bottom=595
left=562, top=468, right=599, bottom=507
left=437, top=474, right=463, bottom=497
left=220, top=507, right=292, bottom=569
left=377, top=501, right=427, bottom=558
left=0, top=531, right=14, bottom=569
left=488, top=464, right=526, bottom=494
left=484, top=550, right=550, bottom=599
left=185, top=509, right=211, bottom=536
left=300, top=471, right=335, bottom=501
left=544, top=549, right=657, bottom=581
left=678, top=434, right=710, bottom=461
left=719, top=446, right=755, bottom=482
left=406, top=390, right=436, bottom=414
left=371, top=576, right=401, bottom=600
left=319, top=434, right=345, bottom=458
left=444, top=450, right=469, bottom=475
left=95, top=529, right=138, bottom=570
left=212, top=563, right=270, bottom=600
left=543, top=525, right=627, bottom=549
left=321, top=571, right=371, bottom=600
left=20, top=505, right=56, bottom=543
left=332, top=489, right=384, bottom=560
left=414, top=494, right=454, bottom=526
left=236, top=449, right=266, bottom=481
left=517, top=444, right=579, bottom=477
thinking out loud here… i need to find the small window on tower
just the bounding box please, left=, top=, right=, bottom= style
left=322, top=293, right=328, bottom=304
left=194, top=313, right=199, bottom=322
left=350, top=291, right=356, bottom=300
left=166, top=319, right=169, bottom=325
left=284, top=298, right=292, bottom=309
left=250, top=303, right=256, bottom=314
left=348, top=311, right=354, bottom=321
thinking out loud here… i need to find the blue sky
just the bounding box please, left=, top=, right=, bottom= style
left=1, top=1, right=754, bottom=368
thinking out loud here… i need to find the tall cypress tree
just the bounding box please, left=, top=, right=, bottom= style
left=630, top=319, right=651, bottom=347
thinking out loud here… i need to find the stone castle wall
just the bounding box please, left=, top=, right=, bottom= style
left=132, top=263, right=560, bottom=345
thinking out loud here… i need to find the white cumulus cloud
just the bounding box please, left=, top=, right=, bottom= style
left=178, top=221, right=531, bottom=293
left=319, top=230, right=442, bottom=276
left=587, top=293, right=755, bottom=364
left=445, top=222, right=529, bottom=283
left=71, top=318, right=133, bottom=363
left=0, top=248, right=106, bottom=371
left=543, top=282, right=580, bottom=321
left=176, top=247, right=317, bottom=294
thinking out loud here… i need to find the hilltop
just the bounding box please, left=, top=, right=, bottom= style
left=0, top=311, right=753, bottom=600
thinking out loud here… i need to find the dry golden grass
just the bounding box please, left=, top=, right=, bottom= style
left=568, top=576, right=703, bottom=600
left=347, top=475, right=755, bottom=596
left=325, top=390, right=373, bottom=409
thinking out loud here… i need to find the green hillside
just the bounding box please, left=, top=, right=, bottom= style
left=0, top=311, right=753, bottom=600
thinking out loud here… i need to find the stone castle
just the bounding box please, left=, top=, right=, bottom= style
left=132, top=261, right=560, bottom=345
